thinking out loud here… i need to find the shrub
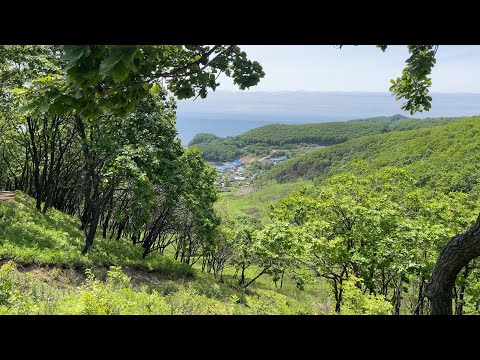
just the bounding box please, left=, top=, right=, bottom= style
left=167, top=285, right=236, bottom=315
left=339, top=276, right=393, bottom=315
left=0, top=261, right=15, bottom=306
left=76, top=267, right=170, bottom=315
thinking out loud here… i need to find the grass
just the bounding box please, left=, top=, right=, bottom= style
left=0, top=192, right=193, bottom=276
left=217, top=179, right=312, bottom=219
left=0, top=191, right=332, bottom=314
left=0, top=260, right=332, bottom=314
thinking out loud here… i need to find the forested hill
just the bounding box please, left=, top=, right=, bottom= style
left=266, top=115, right=480, bottom=194
left=189, top=114, right=463, bottom=162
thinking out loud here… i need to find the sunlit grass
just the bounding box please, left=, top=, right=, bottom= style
left=217, top=180, right=312, bottom=219
left=0, top=191, right=332, bottom=314
left=0, top=192, right=192, bottom=276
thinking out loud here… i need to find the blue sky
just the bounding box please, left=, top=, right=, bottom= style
left=215, top=45, right=480, bottom=93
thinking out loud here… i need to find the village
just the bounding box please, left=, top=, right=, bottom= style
left=209, top=155, right=288, bottom=193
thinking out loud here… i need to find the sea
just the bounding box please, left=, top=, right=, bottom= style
left=175, top=91, right=480, bottom=145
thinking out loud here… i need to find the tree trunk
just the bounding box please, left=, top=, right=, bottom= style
left=413, top=278, right=425, bottom=315
left=82, top=209, right=99, bottom=254
left=244, top=265, right=271, bottom=289
left=455, top=263, right=470, bottom=315
left=333, top=280, right=342, bottom=313
left=393, top=277, right=403, bottom=315
left=116, top=219, right=126, bottom=241
left=102, top=209, right=112, bottom=238
left=26, top=117, right=42, bottom=211
left=426, top=214, right=480, bottom=315
left=239, top=265, right=246, bottom=286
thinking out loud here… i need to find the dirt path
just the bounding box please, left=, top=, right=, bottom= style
left=0, top=191, right=16, bottom=202
left=235, top=187, right=255, bottom=196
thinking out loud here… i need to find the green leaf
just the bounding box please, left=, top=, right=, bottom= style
left=38, top=102, right=51, bottom=113
left=150, top=83, right=160, bottom=95
left=110, top=61, right=130, bottom=82
left=99, top=50, right=126, bottom=79
left=11, top=88, right=28, bottom=95
left=99, top=47, right=137, bottom=82
left=63, top=45, right=91, bottom=62
left=19, top=102, right=36, bottom=113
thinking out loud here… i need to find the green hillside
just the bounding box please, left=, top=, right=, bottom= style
left=3, top=116, right=479, bottom=314
left=228, top=115, right=480, bottom=315
left=217, top=180, right=311, bottom=219
left=237, top=121, right=385, bottom=145
left=3, top=45, right=479, bottom=316
left=266, top=115, right=480, bottom=195
left=0, top=192, right=328, bottom=314
left=189, top=115, right=464, bottom=162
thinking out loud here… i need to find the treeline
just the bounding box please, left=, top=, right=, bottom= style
left=189, top=114, right=463, bottom=162
left=252, top=117, right=480, bottom=314
left=264, top=168, right=478, bottom=314
left=258, top=117, right=480, bottom=314
left=267, top=115, right=480, bottom=195
left=0, top=46, right=219, bottom=260
left=189, top=138, right=245, bottom=162
left=195, top=165, right=480, bottom=314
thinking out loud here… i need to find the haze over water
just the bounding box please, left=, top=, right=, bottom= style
left=176, top=91, right=480, bottom=144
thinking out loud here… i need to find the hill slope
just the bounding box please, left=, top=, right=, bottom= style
left=190, top=115, right=464, bottom=162
left=266, top=115, right=480, bottom=195
left=0, top=192, right=328, bottom=314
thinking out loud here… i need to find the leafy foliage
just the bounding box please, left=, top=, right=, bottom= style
left=191, top=114, right=463, bottom=162
left=389, top=45, right=438, bottom=114
left=268, top=115, right=480, bottom=193
left=339, top=276, right=393, bottom=315
left=188, top=132, right=220, bottom=146
left=14, top=45, right=265, bottom=119
left=266, top=168, right=477, bottom=313
left=1, top=45, right=254, bottom=256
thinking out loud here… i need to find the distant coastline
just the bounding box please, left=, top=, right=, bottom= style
left=176, top=91, right=480, bottom=144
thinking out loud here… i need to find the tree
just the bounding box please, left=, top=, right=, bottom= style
left=17, top=45, right=265, bottom=118
left=75, top=95, right=181, bottom=254
left=0, top=46, right=64, bottom=196
left=230, top=216, right=262, bottom=286
left=268, top=167, right=476, bottom=314
left=373, top=45, right=480, bottom=314
left=8, top=45, right=264, bottom=254
left=244, top=221, right=308, bottom=289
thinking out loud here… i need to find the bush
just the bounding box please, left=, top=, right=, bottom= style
left=339, top=276, right=393, bottom=315
left=76, top=267, right=170, bottom=315
left=106, top=266, right=132, bottom=290
left=167, top=285, right=236, bottom=315
left=245, top=289, right=314, bottom=315
left=0, top=262, right=15, bottom=306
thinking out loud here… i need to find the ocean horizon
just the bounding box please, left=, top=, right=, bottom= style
left=175, top=91, right=480, bottom=144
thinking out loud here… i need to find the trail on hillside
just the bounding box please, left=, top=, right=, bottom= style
left=0, top=191, right=16, bottom=202
left=235, top=187, right=255, bottom=196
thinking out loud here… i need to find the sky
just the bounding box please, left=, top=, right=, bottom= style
left=176, top=45, right=480, bottom=143
left=214, top=45, right=480, bottom=93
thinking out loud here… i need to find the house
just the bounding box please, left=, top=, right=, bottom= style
left=237, top=166, right=245, bottom=174
left=272, top=156, right=288, bottom=162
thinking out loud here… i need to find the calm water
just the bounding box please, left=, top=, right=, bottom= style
left=176, top=91, right=480, bottom=144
